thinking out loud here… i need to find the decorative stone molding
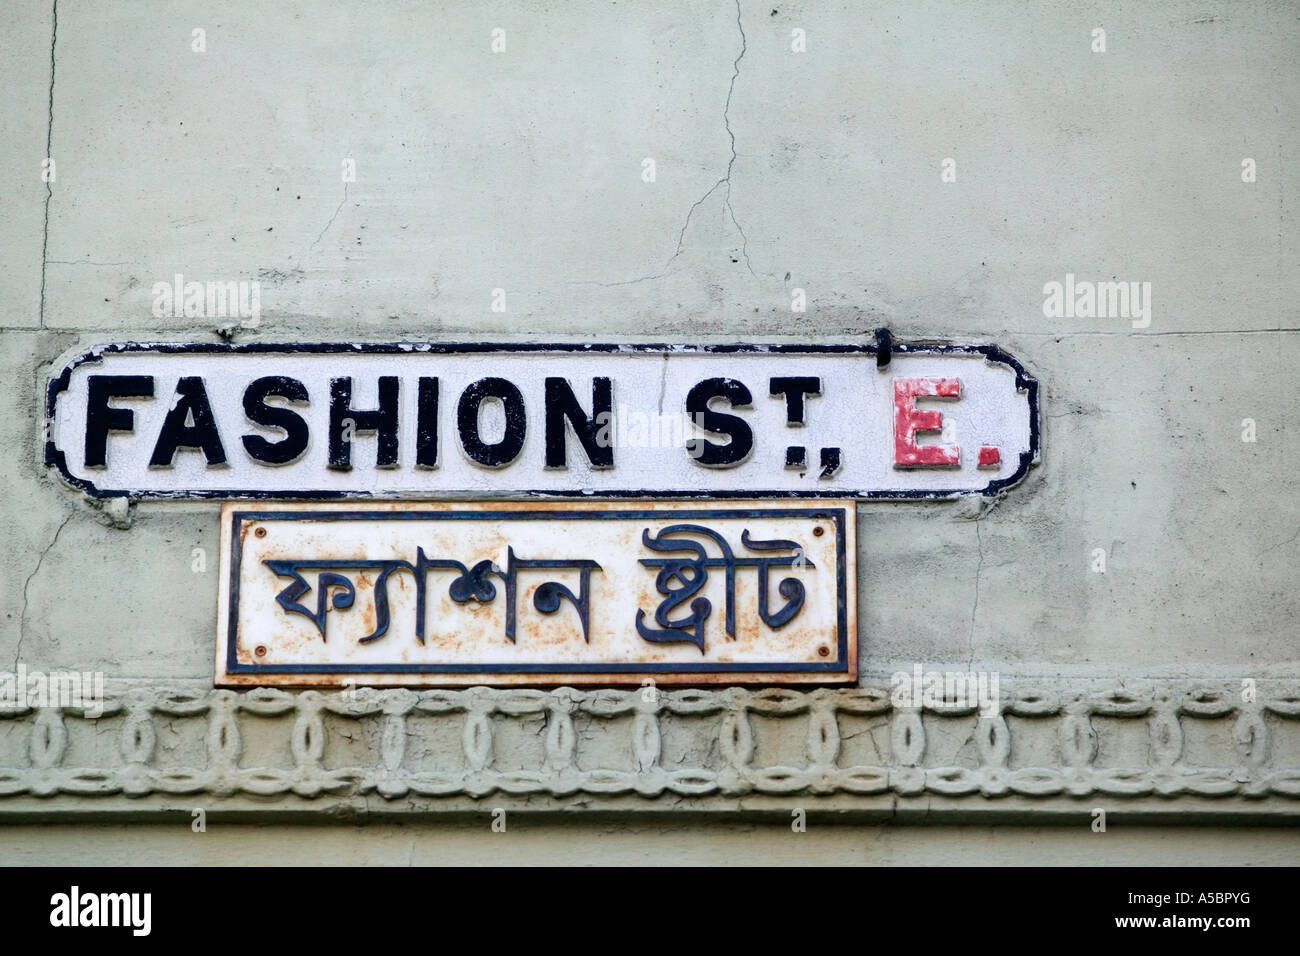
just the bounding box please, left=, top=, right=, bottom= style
left=1, top=681, right=1298, bottom=818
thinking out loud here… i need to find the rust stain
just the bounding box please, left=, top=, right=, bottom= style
left=218, top=500, right=857, bottom=686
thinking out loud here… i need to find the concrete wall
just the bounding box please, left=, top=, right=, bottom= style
left=7, top=824, right=1300, bottom=866
left=2, top=0, right=1298, bottom=862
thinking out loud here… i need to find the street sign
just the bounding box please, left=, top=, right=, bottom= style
left=216, top=500, right=856, bottom=686
left=46, top=340, right=1039, bottom=500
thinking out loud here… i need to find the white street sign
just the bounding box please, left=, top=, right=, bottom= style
left=46, top=340, right=1039, bottom=499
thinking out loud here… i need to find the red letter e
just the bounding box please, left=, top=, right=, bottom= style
left=893, top=377, right=960, bottom=467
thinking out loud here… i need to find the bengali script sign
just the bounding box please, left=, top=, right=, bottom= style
left=216, top=500, right=856, bottom=686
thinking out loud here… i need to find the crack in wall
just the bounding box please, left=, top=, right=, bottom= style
left=309, top=181, right=349, bottom=251
left=581, top=0, right=757, bottom=288
left=15, top=511, right=73, bottom=669
left=1263, top=525, right=1300, bottom=554
left=656, top=354, right=668, bottom=414
left=667, top=0, right=754, bottom=277
left=38, top=0, right=58, bottom=330
left=45, top=260, right=133, bottom=267
left=968, top=520, right=984, bottom=670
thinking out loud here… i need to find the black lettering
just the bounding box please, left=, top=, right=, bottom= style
left=819, top=447, right=841, bottom=478
left=84, top=375, right=154, bottom=468
left=769, top=376, right=821, bottom=425
left=150, top=377, right=227, bottom=467
left=457, top=377, right=526, bottom=468
left=329, top=377, right=400, bottom=470
left=242, top=376, right=309, bottom=465
left=416, top=377, right=439, bottom=469
left=685, top=377, right=753, bottom=467
left=544, top=377, right=613, bottom=469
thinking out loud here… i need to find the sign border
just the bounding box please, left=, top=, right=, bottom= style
left=215, top=501, right=857, bottom=686
left=45, top=338, right=1040, bottom=500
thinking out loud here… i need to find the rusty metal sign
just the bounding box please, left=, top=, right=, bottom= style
left=216, top=500, right=856, bottom=686
left=46, top=339, right=1038, bottom=500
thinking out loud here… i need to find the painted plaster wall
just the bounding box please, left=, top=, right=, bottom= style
left=5, top=824, right=1300, bottom=867
left=0, top=0, right=1297, bottom=861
